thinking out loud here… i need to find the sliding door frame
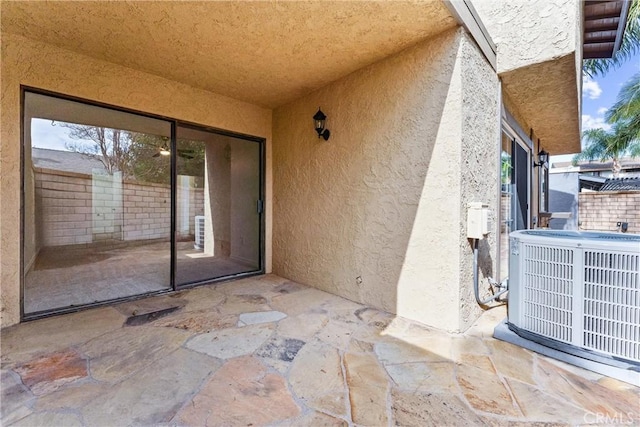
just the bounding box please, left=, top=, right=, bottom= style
left=19, top=85, right=266, bottom=321
left=173, top=121, right=266, bottom=290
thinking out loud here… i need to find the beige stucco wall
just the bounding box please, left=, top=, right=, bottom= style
left=459, top=34, right=500, bottom=330
left=472, top=0, right=579, bottom=74
left=0, top=33, right=273, bottom=327
left=273, top=28, right=498, bottom=332
left=473, top=0, right=581, bottom=155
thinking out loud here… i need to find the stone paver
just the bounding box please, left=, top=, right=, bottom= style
left=0, top=307, right=124, bottom=366
left=34, top=382, right=107, bottom=411
left=79, top=326, right=190, bottom=382
left=238, top=310, right=287, bottom=326
left=151, top=308, right=237, bottom=333
left=175, top=356, right=300, bottom=426
left=385, top=361, right=459, bottom=394
left=14, top=349, right=87, bottom=396
left=0, top=370, right=34, bottom=425
left=10, top=412, right=83, bottom=427
left=186, top=323, right=274, bottom=359
left=344, top=352, right=389, bottom=425
left=506, top=377, right=587, bottom=422
left=256, top=336, right=306, bottom=373
left=391, top=389, right=486, bottom=426
left=289, top=341, right=347, bottom=417
left=0, top=274, right=637, bottom=427
left=81, top=348, right=218, bottom=426
left=277, top=312, right=329, bottom=339
left=456, top=363, right=521, bottom=417
left=279, top=410, right=348, bottom=426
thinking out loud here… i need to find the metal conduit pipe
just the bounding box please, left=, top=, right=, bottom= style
left=473, top=238, right=508, bottom=306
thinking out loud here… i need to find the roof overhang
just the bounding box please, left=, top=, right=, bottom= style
left=583, top=0, right=631, bottom=59
left=501, top=54, right=581, bottom=155
left=1, top=1, right=457, bottom=108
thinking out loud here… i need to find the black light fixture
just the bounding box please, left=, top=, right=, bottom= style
left=313, top=108, right=330, bottom=141
left=534, top=149, right=549, bottom=167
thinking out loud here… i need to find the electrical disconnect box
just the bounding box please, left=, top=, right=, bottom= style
left=467, top=202, right=490, bottom=239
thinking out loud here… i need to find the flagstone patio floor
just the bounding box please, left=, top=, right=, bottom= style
left=1, top=274, right=638, bottom=426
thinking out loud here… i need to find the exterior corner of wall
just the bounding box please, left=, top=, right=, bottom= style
left=457, top=31, right=501, bottom=331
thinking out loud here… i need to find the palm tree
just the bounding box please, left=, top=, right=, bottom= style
left=606, top=72, right=640, bottom=138
left=572, top=124, right=640, bottom=176
left=583, top=0, right=640, bottom=78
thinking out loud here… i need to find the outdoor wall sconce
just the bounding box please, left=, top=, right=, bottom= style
left=159, top=147, right=171, bottom=156
left=313, top=108, right=331, bottom=141
left=533, top=150, right=548, bottom=167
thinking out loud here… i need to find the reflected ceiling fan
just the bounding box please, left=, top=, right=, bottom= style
left=152, top=146, right=194, bottom=159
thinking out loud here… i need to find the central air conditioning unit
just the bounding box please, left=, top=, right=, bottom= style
left=194, top=215, right=205, bottom=250
left=506, top=230, right=640, bottom=374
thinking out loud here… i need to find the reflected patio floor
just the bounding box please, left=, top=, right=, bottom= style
left=24, top=242, right=257, bottom=313
left=3, top=275, right=639, bottom=426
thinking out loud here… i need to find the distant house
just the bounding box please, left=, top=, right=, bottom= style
left=599, top=177, right=640, bottom=191
left=552, top=158, right=640, bottom=179
left=31, top=147, right=106, bottom=175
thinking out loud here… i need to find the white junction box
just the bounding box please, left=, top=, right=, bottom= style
left=467, top=202, right=490, bottom=239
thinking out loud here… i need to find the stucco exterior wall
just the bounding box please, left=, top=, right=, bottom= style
left=459, top=35, right=500, bottom=330
left=473, top=0, right=581, bottom=155
left=0, top=33, right=272, bottom=327
left=273, top=28, right=496, bottom=332
left=472, top=0, right=579, bottom=74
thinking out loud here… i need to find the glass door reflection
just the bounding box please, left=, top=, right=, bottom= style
left=175, top=126, right=261, bottom=286
left=23, top=91, right=172, bottom=314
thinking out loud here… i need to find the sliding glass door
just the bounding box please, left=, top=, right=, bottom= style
left=22, top=90, right=263, bottom=317
left=498, top=129, right=531, bottom=283
left=175, top=125, right=261, bottom=286
left=23, top=92, right=172, bottom=314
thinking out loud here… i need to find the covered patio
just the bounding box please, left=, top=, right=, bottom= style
left=2, top=275, right=638, bottom=426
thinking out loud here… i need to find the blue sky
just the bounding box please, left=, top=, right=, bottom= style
left=551, top=50, right=640, bottom=164
left=31, top=119, right=77, bottom=150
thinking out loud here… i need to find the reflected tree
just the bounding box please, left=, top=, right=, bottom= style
left=61, top=122, right=204, bottom=184
left=63, top=124, right=133, bottom=177
left=128, top=134, right=205, bottom=184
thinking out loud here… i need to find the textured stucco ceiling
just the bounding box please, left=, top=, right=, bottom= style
left=1, top=1, right=457, bottom=108
left=501, top=54, right=581, bottom=155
